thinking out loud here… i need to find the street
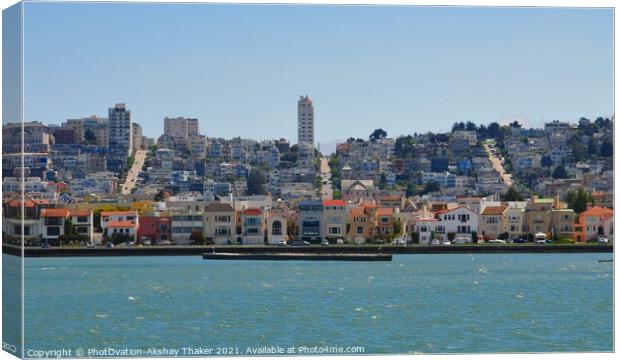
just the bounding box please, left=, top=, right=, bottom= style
left=121, top=149, right=147, bottom=195
left=483, top=142, right=513, bottom=187
left=319, top=156, right=333, bottom=199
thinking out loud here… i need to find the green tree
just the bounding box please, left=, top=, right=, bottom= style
left=565, top=188, right=594, bottom=214
left=64, top=218, right=74, bottom=237
left=190, top=231, right=205, bottom=245
left=587, top=138, right=599, bottom=156
left=378, top=173, right=387, bottom=190
left=420, top=181, right=440, bottom=195
left=393, top=219, right=402, bottom=236
left=369, top=128, right=387, bottom=141
left=405, top=182, right=417, bottom=197
left=84, top=129, right=97, bottom=144
left=501, top=186, right=524, bottom=201
left=552, top=165, right=569, bottom=179
left=540, top=155, right=553, bottom=168
left=600, top=139, right=613, bottom=157
left=154, top=190, right=166, bottom=202
left=246, top=169, right=266, bottom=195
left=567, top=134, right=586, bottom=162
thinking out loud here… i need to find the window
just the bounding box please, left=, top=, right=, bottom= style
left=329, top=226, right=341, bottom=235
left=216, top=215, right=231, bottom=223
left=47, top=227, right=60, bottom=236
left=76, top=216, right=88, bottom=223
left=272, top=221, right=282, bottom=235
left=356, top=226, right=364, bottom=235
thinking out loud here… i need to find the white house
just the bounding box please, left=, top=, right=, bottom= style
left=435, top=206, right=478, bottom=242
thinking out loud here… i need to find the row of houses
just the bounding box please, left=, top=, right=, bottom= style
left=3, top=194, right=613, bottom=246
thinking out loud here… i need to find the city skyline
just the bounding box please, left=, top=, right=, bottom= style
left=15, top=3, right=614, bottom=146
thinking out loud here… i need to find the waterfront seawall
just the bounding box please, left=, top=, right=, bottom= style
left=2, top=244, right=613, bottom=257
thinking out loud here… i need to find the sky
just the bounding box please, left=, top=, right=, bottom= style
left=17, top=2, right=614, bottom=151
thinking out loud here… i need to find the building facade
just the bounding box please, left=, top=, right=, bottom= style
left=297, top=95, right=314, bottom=145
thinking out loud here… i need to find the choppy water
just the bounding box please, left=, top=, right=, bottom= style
left=9, top=253, right=614, bottom=355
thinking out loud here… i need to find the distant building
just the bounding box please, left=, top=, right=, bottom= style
left=107, top=103, right=132, bottom=173
left=3, top=121, right=53, bottom=153
left=297, top=95, right=314, bottom=145
left=240, top=208, right=265, bottom=245
left=161, top=117, right=199, bottom=152
left=298, top=199, right=323, bottom=243
left=132, top=122, right=143, bottom=150
left=63, top=116, right=109, bottom=145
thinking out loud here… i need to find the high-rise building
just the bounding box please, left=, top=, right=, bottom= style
left=107, top=103, right=132, bottom=173
left=132, top=122, right=143, bottom=150
left=108, top=103, right=132, bottom=152
left=297, top=95, right=314, bottom=145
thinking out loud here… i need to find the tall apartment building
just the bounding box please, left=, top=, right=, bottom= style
left=132, top=122, right=143, bottom=150
left=297, top=95, right=314, bottom=145
left=107, top=103, right=132, bottom=173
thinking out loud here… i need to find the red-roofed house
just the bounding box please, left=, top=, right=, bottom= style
left=241, top=208, right=264, bottom=245
left=41, top=208, right=70, bottom=244
left=101, top=210, right=139, bottom=242
left=2, top=198, right=46, bottom=243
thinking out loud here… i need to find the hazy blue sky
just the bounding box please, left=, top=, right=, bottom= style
left=21, top=2, right=613, bottom=147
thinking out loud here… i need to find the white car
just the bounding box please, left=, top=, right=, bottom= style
left=431, top=239, right=440, bottom=245
left=442, top=240, right=451, bottom=245
left=277, top=240, right=287, bottom=246
left=536, top=239, right=547, bottom=244
left=598, top=237, right=609, bottom=244
left=488, top=239, right=506, bottom=244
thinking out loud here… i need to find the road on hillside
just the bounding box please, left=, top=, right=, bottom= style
left=320, top=156, right=333, bottom=200
left=121, top=149, right=147, bottom=195
left=483, top=142, right=513, bottom=187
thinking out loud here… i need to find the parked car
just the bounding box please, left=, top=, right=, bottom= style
left=321, top=239, right=329, bottom=246
left=441, top=240, right=452, bottom=245
left=512, top=238, right=527, bottom=243
left=277, top=240, right=287, bottom=246
left=454, top=236, right=472, bottom=244
left=431, top=239, right=440, bottom=245
left=536, top=239, right=547, bottom=244
left=291, top=241, right=311, bottom=247
left=488, top=239, right=506, bottom=244
left=336, top=238, right=345, bottom=245
left=598, top=237, right=609, bottom=244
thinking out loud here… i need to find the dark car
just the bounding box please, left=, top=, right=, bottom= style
left=512, top=238, right=527, bottom=243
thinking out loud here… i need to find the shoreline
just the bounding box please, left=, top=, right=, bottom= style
left=2, top=244, right=613, bottom=257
